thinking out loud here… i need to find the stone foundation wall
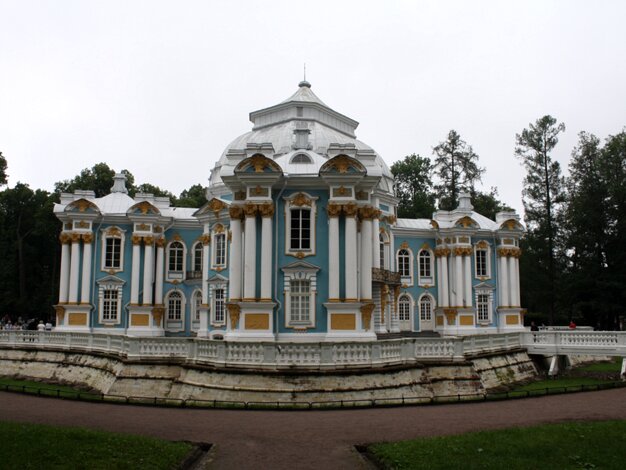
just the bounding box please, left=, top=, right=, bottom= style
left=0, top=347, right=538, bottom=402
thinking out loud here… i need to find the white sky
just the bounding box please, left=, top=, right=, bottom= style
left=1, top=0, right=625, bottom=215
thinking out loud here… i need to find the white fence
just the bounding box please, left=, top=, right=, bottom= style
left=0, top=331, right=522, bottom=370
left=1, top=330, right=624, bottom=371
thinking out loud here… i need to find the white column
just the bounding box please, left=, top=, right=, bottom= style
left=509, top=255, right=518, bottom=307
left=59, top=236, right=71, bottom=304
left=142, top=238, right=154, bottom=305
left=328, top=211, right=340, bottom=300
left=260, top=204, right=273, bottom=300
left=68, top=234, right=81, bottom=304
left=455, top=250, right=463, bottom=308
left=372, top=203, right=380, bottom=269
left=80, top=234, right=93, bottom=304
left=514, top=255, right=521, bottom=306
left=201, top=235, right=210, bottom=305
left=243, top=205, right=257, bottom=300
left=464, top=253, right=472, bottom=307
left=130, top=236, right=141, bottom=305
left=441, top=252, right=450, bottom=307
left=155, top=239, right=165, bottom=305
left=389, top=231, right=395, bottom=271
left=344, top=207, right=358, bottom=300
left=436, top=255, right=443, bottom=305
left=360, top=212, right=373, bottom=300
left=499, top=250, right=509, bottom=307
left=229, top=211, right=243, bottom=301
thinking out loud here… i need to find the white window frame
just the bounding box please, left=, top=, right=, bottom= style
left=97, top=277, right=124, bottom=325
left=284, top=193, right=318, bottom=257
left=474, top=241, right=492, bottom=279
left=209, top=283, right=228, bottom=326
left=165, top=290, right=185, bottom=331
left=418, top=293, right=435, bottom=322
left=100, top=227, right=126, bottom=273
left=475, top=288, right=494, bottom=324
left=192, top=289, right=202, bottom=325
left=211, top=225, right=228, bottom=270
left=282, top=263, right=319, bottom=328
left=166, top=240, right=186, bottom=281
left=379, top=231, right=390, bottom=269
left=398, top=294, right=413, bottom=323
left=396, top=247, right=414, bottom=286
left=418, top=249, right=435, bottom=287
left=192, top=241, right=203, bottom=274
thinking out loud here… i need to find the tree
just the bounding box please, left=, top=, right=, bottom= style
left=0, top=184, right=59, bottom=320
left=470, top=187, right=512, bottom=220
left=433, top=130, right=484, bottom=210
left=390, top=154, right=436, bottom=218
left=515, top=115, right=566, bottom=325
left=0, top=152, right=7, bottom=186
left=55, top=163, right=135, bottom=198
left=132, top=183, right=174, bottom=200
left=177, top=184, right=208, bottom=208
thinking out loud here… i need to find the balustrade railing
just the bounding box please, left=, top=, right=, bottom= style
left=2, top=330, right=625, bottom=371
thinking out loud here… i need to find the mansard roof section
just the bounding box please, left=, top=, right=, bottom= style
left=249, top=82, right=359, bottom=138
left=63, top=197, right=101, bottom=215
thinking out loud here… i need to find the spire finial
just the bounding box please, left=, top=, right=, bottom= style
left=299, top=64, right=311, bottom=88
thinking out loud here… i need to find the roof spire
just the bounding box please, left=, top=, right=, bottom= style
left=299, top=63, right=311, bottom=88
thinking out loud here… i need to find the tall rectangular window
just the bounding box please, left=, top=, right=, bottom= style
left=214, top=234, right=226, bottom=266
left=477, top=293, right=490, bottom=322
left=475, top=249, right=488, bottom=277
left=290, top=280, right=310, bottom=322
left=419, top=250, right=431, bottom=277
left=290, top=209, right=311, bottom=250
left=397, top=250, right=410, bottom=277
left=102, top=289, right=119, bottom=321
left=214, top=288, right=225, bottom=323
left=169, top=242, right=184, bottom=272
left=104, top=238, right=122, bottom=269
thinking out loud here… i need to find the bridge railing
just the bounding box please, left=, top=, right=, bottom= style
left=520, top=331, right=626, bottom=357
left=0, top=330, right=525, bottom=370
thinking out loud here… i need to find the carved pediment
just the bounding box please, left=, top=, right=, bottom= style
left=454, top=216, right=478, bottom=229
left=319, top=154, right=366, bottom=175
left=500, top=219, right=524, bottom=231
left=65, top=198, right=100, bottom=214
left=128, top=201, right=160, bottom=215
left=235, top=154, right=283, bottom=174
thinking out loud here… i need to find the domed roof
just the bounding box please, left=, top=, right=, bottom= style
left=209, top=82, right=394, bottom=192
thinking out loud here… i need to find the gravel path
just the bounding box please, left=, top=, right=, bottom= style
left=2, top=388, right=626, bottom=469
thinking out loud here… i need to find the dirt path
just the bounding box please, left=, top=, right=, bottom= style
left=2, top=389, right=626, bottom=469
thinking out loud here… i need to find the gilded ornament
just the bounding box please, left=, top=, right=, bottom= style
left=59, top=233, right=72, bottom=244
left=227, top=303, right=241, bottom=328
left=207, top=198, right=227, bottom=218
left=360, top=303, right=375, bottom=331
left=234, top=190, right=246, bottom=201
left=55, top=305, right=66, bottom=321
left=137, top=223, right=150, bottom=231
left=359, top=206, right=376, bottom=220
left=213, top=223, right=225, bottom=234
left=243, top=203, right=258, bottom=217
left=258, top=202, right=275, bottom=217
left=454, top=247, right=472, bottom=256
left=200, top=234, right=211, bottom=245
left=430, top=220, right=440, bottom=229
left=326, top=203, right=342, bottom=217
left=154, top=226, right=163, bottom=233
left=155, top=237, right=166, bottom=248
left=70, top=233, right=82, bottom=243
left=77, top=220, right=89, bottom=229
left=136, top=201, right=156, bottom=215
left=328, top=155, right=352, bottom=173
left=456, top=216, right=475, bottom=228
left=295, top=252, right=305, bottom=259
left=250, top=154, right=270, bottom=173
left=172, top=233, right=182, bottom=241
left=81, top=233, right=93, bottom=244
left=400, top=241, right=409, bottom=250
left=476, top=240, right=489, bottom=249
left=291, top=192, right=312, bottom=207
left=421, top=242, right=431, bottom=250
left=229, top=206, right=244, bottom=220
left=458, top=236, right=470, bottom=244
left=152, top=306, right=164, bottom=326
left=342, top=202, right=358, bottom=217
left=143, top=236, right=154, bottom=246
left=132, top=235, right=143, bottom=245
left=356, top=190, right=368, bottom=200
left=502, top=238, right=514, bottom=245
left=106, top=226, right=121, bottom=236
left=75, top=199, right=94, bottom=212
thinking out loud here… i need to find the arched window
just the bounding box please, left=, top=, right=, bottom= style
left=291, top=153, right=312, bottom=164
left=398, top=294, right=411, bottom=322
left=379, top=232, right=389, bottom=269
left=167, top=291, right=182, bottom=321
left=419, top=295, right=433, bottom=322
left=193, top=242, right=203, bottom=274
left=418, top=249, right=434, bottom=287
left=397, top=249, right=410, bottom=277
left=192, top=290, right=202, bottom=322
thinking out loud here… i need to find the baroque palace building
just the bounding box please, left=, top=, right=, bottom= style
left=53, top=81, right=525, bottom=340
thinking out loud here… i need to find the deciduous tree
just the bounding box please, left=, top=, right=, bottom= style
left=390, top=154, right=436, bottom=218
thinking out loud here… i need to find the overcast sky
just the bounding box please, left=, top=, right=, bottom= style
left=1, top=0, right=625, bottom=215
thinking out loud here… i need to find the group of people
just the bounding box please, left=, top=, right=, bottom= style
left=0, top=315, right=51, bottom=331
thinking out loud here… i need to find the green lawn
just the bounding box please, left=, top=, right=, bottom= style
left=0, top=377, right=101, bottom=400
left=369, top=420, right=626, bottom=470
left=0, top=421, right=193, bottom=469
left=575, top=357, right=622, bottom=373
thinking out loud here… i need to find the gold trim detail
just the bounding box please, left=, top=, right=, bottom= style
left=360, top=303, right=375, bottom=331
left=226, top=303, right=241, bottom=328
left=291, top=193, right=312, bottom=207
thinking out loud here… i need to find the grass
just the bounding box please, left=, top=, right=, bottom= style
left=0, top=377, right=102, bottom=400
left=575, top=357, right=622, bottom=373
left=513, top=376, right=618, bottom=391
left=368, top=420, right=626, bottom=469
left=0, top=420, right=193, bottom=469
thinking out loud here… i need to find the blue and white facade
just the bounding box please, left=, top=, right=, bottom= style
left=54, top=81, right=525, bottom=340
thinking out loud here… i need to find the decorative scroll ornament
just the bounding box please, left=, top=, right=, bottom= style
left=400, top=241, right=409, bottom=250
left=454, top=247, right=473, bottom=256
left=455, top=216, right=477, bottom=229
left=59, top=233, right=72, bottom=244
left=135, top=201, right=157, bottom=215
left=132, top=235, right=143, bottom=245
left=291, top=193, right=312, bottom=207
left=106, top=226, right=121, bottom=236
left=70, top=233, right=82, bottom=243
left=435, top=247, right=451, bottom=257
left=420, top=242, right=431, bottom=250
left=229, top=206, right=244, bottom=220
left=76, top=220, right=89, bottom=229
left=200, top=234, right=211, bottom=245
left=227, top=303, right=241, bottom=328
left=137, top=223, right=150, bottom=231
left=476, top=240, right=489, bottom=249
left=358, top=206, right=376, bottom=220
left=172, top=233, right=182, bottom=241
left=75, top=199, right=95, bottom=212
left=207, top=198, right=228, bottom=218
left=360, top=303, right=375, bottom=331
left=213, top=223, right=225, bottom=234
left=143, top=236, right=154, bottom=246
left=155, top=237, right=166, bottom=248
left=258, top=202, right=275, bottom=217
left=326, top=203, right=343, bottom=217
left=497, top=247, right=522, bottom=258
left=342, top=202, right=358, bottom=217
left=243, top=203, right=258, bottom=217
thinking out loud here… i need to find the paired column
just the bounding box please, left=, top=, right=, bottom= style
left=154, top=238, right=165, bottom=306
left=343, top=203, right=358, bottom=301
left=463, top=250, right=472, bottom=307
left=142, top=237, right=154, bottom=305
left=58, top=233, right=71, bottom=304
left=435, top=247, right=450, bottom=307
left=259, top=203, right=274, bottom=300
left=243, top=203, right=257, bottom=300
left=359, top=208, right=374, bottom=301
left=130, top=235, right=142, bottom=305
left=327, top=204, right=341, bottom=300
left=68, top=233, right=82, bottom=304
left=80, top=233, right=93, bottom=304
left=498, top=248, right=510, bottom=307
left=229, top=207, right=243, bottom=301
left=454, top=249, right=464, bottom=307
